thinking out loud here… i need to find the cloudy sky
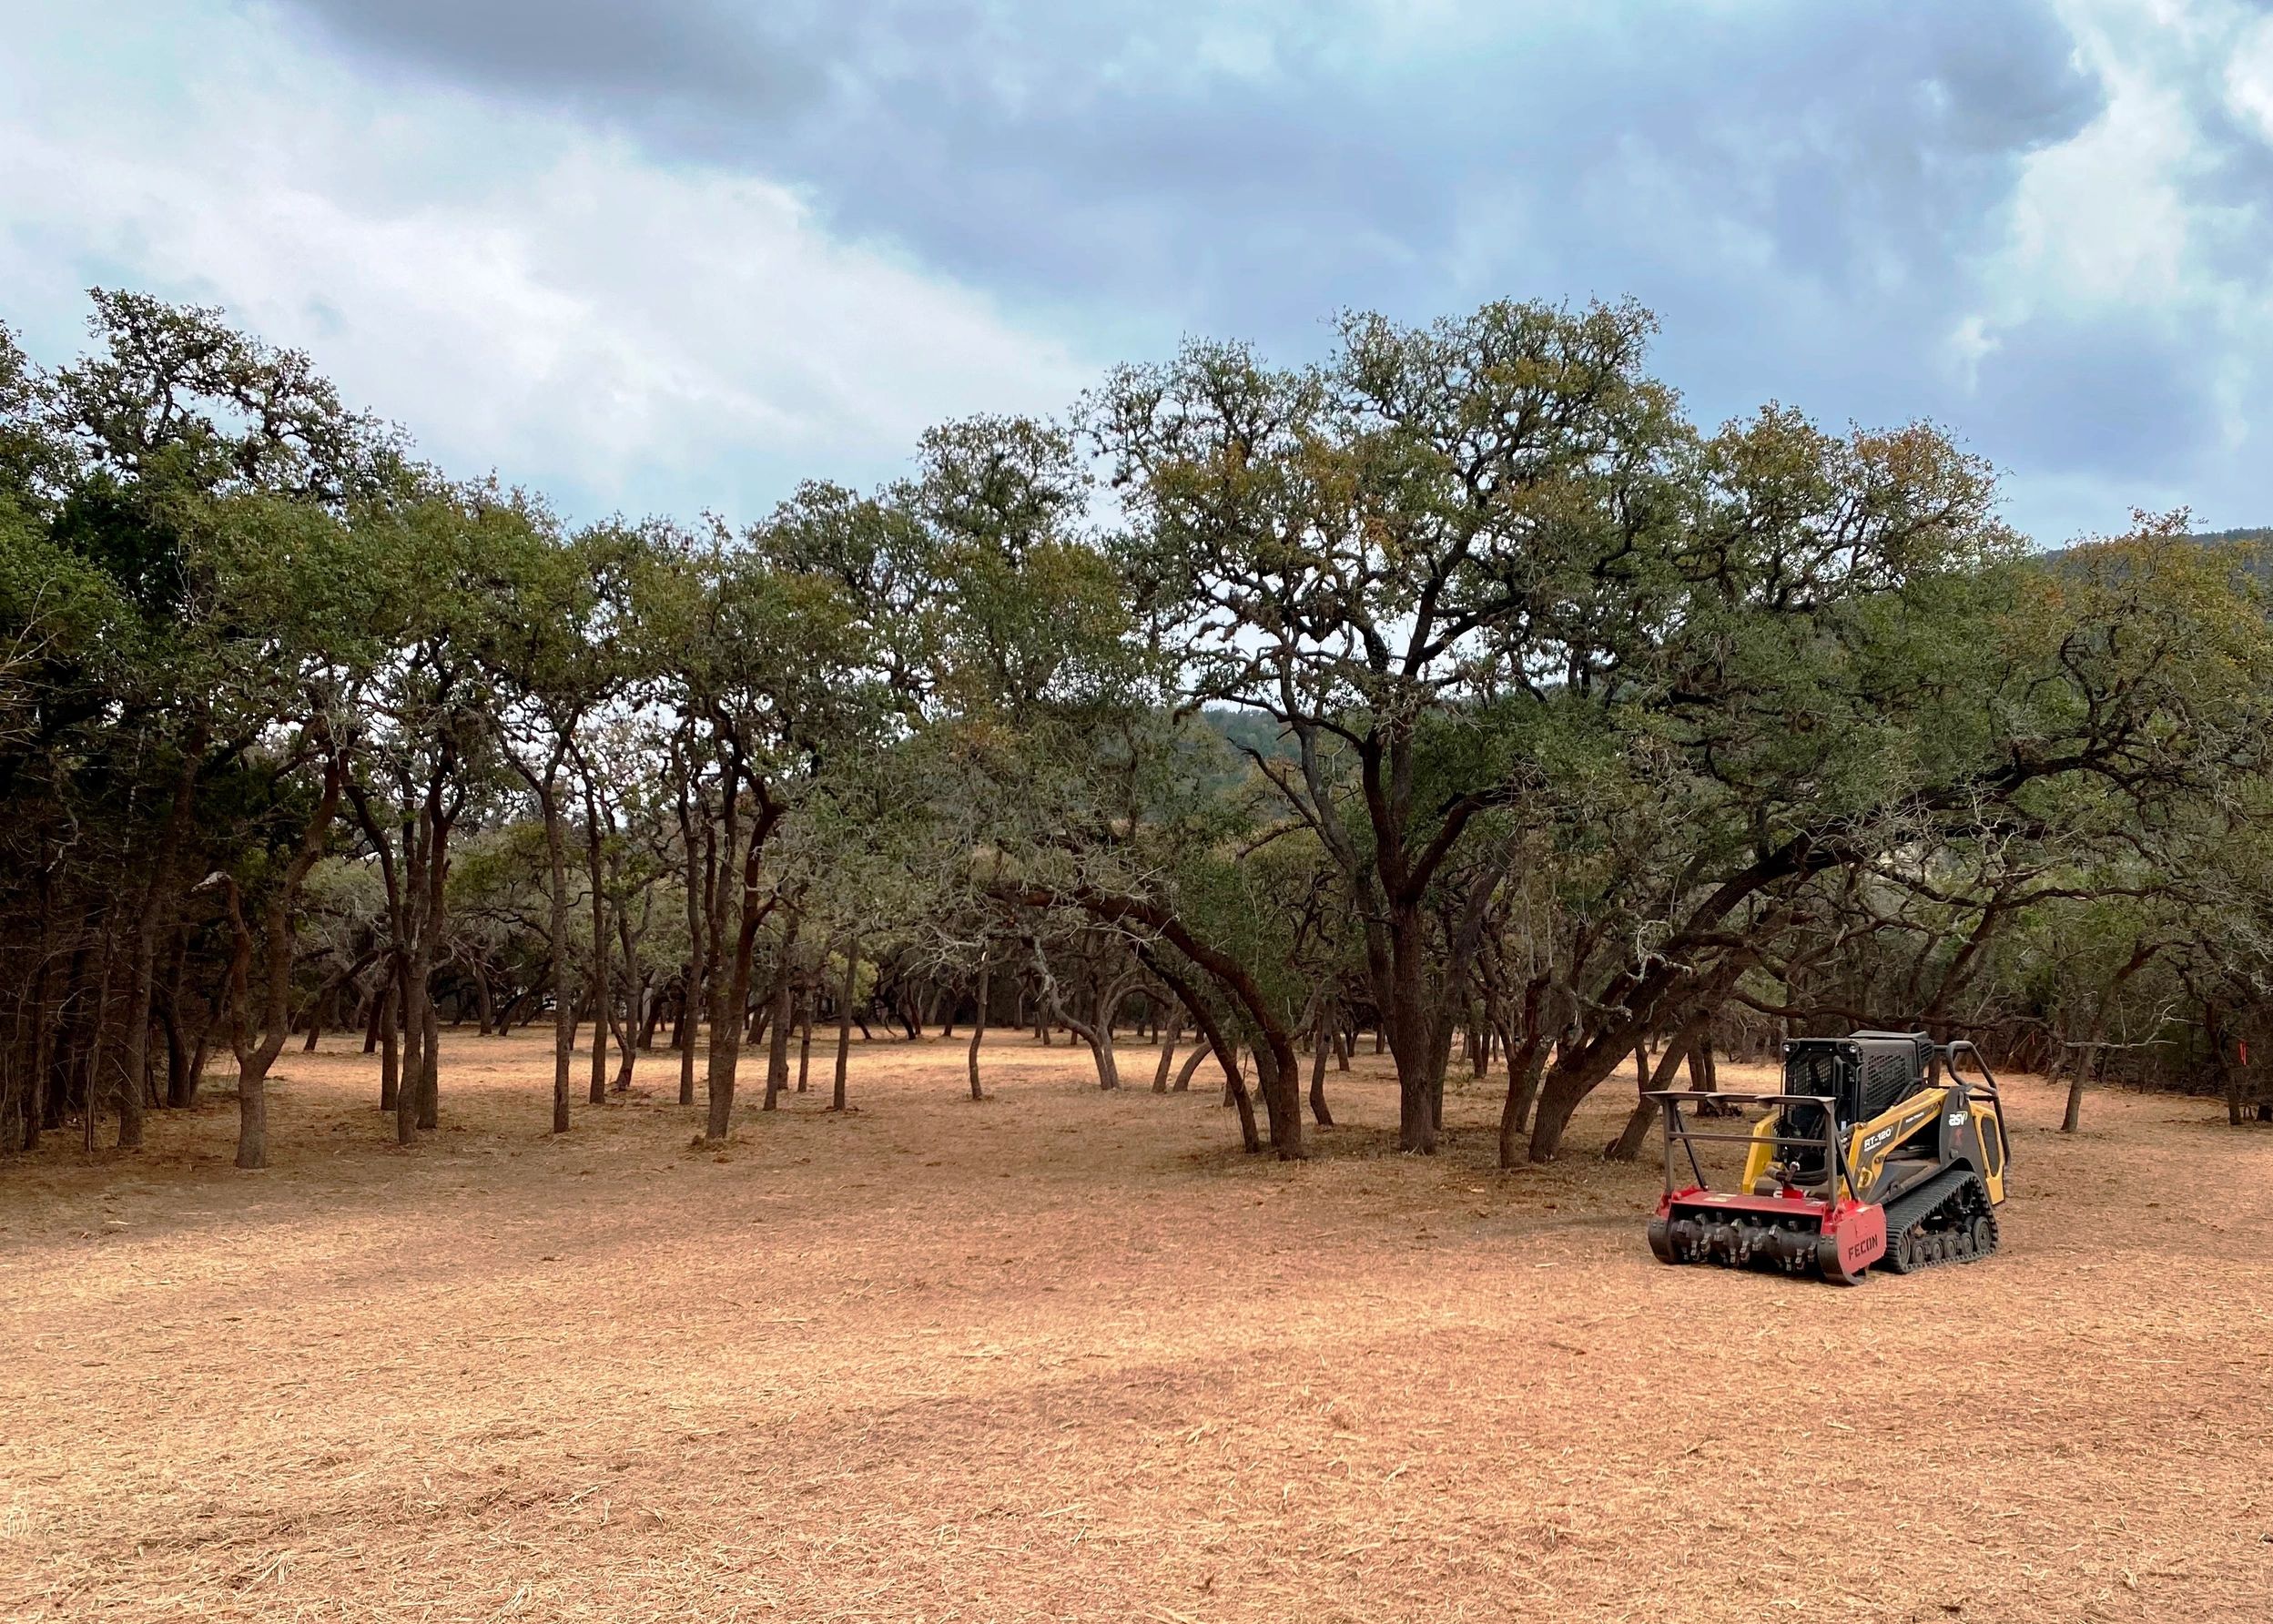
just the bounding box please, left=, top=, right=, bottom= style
left=3, top=1, right=2268, bottom=544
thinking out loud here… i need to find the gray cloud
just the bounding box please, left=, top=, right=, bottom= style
left=286, top=0, right=816, bottom=115
left=269, top=1, right=2273, bottom=540
left=274, top=4, right=2096, bottom=326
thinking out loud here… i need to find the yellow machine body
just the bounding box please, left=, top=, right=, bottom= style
left=1740, top=1086, right=2006, bottom=1208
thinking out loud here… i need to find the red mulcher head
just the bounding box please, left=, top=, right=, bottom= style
left=1642, top=1089, right=1889, bottom=1286
left=1648, top=1189, right=1885, bottom=1285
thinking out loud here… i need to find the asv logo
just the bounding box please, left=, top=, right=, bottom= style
left=1947, top=1113, right=1965, bottom=1127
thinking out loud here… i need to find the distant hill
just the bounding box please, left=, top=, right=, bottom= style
left=2035, top=528, right=2271, bottom=583
left=2190, top=526, right=2272, bottom=549
left=1202, top=706, right=1296, bottom=761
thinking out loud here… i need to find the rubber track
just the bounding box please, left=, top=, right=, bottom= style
left=1879, top=1167, right=1998, bottom=1274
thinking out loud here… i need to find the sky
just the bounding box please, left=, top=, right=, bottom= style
left=2, top=1, right=2268, bottom=546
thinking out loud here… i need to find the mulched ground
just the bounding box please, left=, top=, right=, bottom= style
left=3, top=1028, right=2268, bottom=1621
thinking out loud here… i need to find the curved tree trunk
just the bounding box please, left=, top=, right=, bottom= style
left=1151, top=1011, right=1182, bottom=1093
left=470, top=959, right=495, bottom=1038
left=1608, top=1033, right=1699, bottom=1162
left=1034, top=888, right=1303, bottom=1158
left=1139, top=948, right=1258, bottom=1152
left=1494, top=978, right=1551, bottom=1170
left=211, top=758, right=341, bottom=1169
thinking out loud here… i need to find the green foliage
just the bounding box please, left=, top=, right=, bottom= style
left=7, top=285, right=2269, bottom=1164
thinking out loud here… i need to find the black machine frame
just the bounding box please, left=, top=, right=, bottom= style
left=1647, top=1090, right=1862, bottom=1204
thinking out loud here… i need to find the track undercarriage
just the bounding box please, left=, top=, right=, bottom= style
left=1879, top=1168, right=2000, bottom=1274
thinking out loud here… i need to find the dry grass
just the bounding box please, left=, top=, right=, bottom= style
left=2, top=1027, right=2268, bottom=1622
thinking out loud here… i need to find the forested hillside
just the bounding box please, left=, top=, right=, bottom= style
left=5, top=291, right=2270, bottom=1171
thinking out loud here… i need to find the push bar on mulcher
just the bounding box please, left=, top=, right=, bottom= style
left=1644, top=1091, right=1860, bottom=1204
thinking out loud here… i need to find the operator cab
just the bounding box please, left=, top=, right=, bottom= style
left=1774, top=1032, right=1938, bottom=1182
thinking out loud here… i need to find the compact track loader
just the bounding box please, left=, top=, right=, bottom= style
left=1645, top=1031, right=2009, bottom=1284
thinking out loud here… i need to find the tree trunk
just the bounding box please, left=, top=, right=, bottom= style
left=610, top=980, right=639, bottom=1090
left=22, top=928, right=54, bottom=1152
left=1082, top=1020, right=1121, bottom=1091
left=1223, top=1053, right=1262, bottom=1152
left=411, top=778, right=456, bottom=1137
left=117, top=741, right=202, bottom=1150
left=160, top=924, right=194, bottom=1107
left=395, top=899, right=424, bottom=1142
left=1383, top=914, right=1439, bottom=1152
left=1308, top=1007, right=1334, bottom=1126
left=832, top=932, right=859, bottom=1111
left=2061, top=1050, right=2092, bottom=1133
left=159, top=989, right=191, bottom=1104
left=705, top=781, right=779, bottom=1142
left=1531, top=1036, right=1634, bottom=1161
left=2207, top=1007, right=2241, bottom=1126
left=527, top=774, right=570, bottom=1132
left=583, top=777, right=609, bottom=1108
left=116, top=903, right=156, bottom=1150
left=82, top=926, right=120, bottom=1152
left=237, top=1051, right=268, bottom=1168
left=470, top=959, right=495, bottom=1038
left=968, top=951, right=989, bottom=1101
left=1608, top=1034, right=1698, bottom=1162
left=677, top=773, right=705, bottom=1109
left=1047, top=888, right=1304, bottom=1156
left=393, top=802, right=426, bottom=1147
left=1029, top=951, right=1122, bottom=1091
left=1151, top=1011, right=1182, bottom=1093
left=378, top=979, right=399, bottom=1112
left=1527, top=960, right=1748, bottom=1162
left=215, top=761, right=341, bottom=1168
left=2061, top=942, right=2158, bottom=1135
left=764, top=922, right=798, bottom=1110
left=1139, top=949, right=1258, bottom=1151
left=1493, top=979, right=1551, bottom=1169
left=419, top=999, right=440, bottom=1129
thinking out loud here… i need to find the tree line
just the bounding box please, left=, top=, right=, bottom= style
left=4, top=290, right=2269, bottom=1171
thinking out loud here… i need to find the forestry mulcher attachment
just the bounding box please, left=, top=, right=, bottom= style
left=1646, top=1031, right=2009, bottom=1284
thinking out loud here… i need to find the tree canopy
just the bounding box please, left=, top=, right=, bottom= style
left=5, top=292, right=2268, bottom=1170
